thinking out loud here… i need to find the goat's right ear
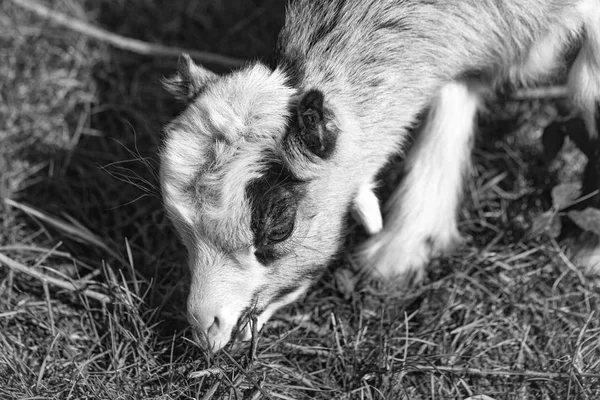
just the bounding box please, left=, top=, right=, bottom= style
left=162, top=54, right=217, bottom=103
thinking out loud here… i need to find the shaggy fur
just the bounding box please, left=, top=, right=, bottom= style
left=160, top=0, right=600, bottom=352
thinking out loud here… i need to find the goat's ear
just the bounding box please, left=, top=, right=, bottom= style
left=292, top=89, right=338, bottom=159
left=162, top=54, right=217, bottom=103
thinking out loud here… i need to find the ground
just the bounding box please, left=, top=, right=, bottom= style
left=1, top=1, right=599, bottom=399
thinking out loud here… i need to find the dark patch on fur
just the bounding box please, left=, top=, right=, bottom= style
left=374, top=17, right=409, bottom=34
left=366, top=76, right=385, bottom=88
left=254, top=246, right=280, bottom=266
left=276, top=48, right=306, bottom=88
left=307, top=0, right=346, bottom=50
left=269, top=283, right=303, bottom=305
left=275, top=0, right=351, bottom=88
left=246, top=161, right=305, bottom=265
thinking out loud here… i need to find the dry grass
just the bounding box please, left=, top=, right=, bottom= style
left=1, top=1, right=599, bottom=399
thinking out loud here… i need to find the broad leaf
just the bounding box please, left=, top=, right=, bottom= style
left=551, top=183, right=581, bottom=210
left=567, top=208, right=600, bottom=236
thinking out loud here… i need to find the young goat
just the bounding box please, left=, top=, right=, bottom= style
left=160, top=0, right=600, bottom=352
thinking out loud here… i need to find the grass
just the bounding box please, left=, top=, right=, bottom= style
left=1, top=1, right=599, bottom=399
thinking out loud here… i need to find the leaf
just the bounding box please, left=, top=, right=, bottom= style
left=567, top=208, right=600, bottom=236
left=541, top=121, right=566, bottom=161
left=551, top=183, right=582, bottom=210
left=530, top=210, right=562, bottom=238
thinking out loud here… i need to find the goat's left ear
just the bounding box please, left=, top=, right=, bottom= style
left=162, top=54, right=217, bottom=103
left=293, top=89, right=338, bottom=159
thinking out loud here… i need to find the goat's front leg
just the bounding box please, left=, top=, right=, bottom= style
left=358, top=81, right=480, bottom=282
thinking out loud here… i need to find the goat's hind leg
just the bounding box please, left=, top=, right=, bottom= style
left=358, top=81, right=480, bottom=282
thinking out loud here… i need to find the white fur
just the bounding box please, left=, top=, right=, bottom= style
left=358, top=0, right=600, bottom=280
left=186, top=245, right=271, bottom=351
left=351, top=182, right=383, bottom=235
left=359, top=82, right=480, bottom=278
left=161, top=64, right=295, bottom=247
left=187, top=244, right=312, bottom=351
left=161, top=0, right=600, bottom=353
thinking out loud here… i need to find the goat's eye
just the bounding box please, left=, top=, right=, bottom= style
left=254, top=219, right=294, bottom=265
left=266, top=219, right=294, bottom=244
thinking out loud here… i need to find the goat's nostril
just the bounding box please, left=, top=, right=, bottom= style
left=187, top=308, right=221, bottom=332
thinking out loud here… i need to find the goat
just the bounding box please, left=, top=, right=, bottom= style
left=160, top=0, right=600, bottom=352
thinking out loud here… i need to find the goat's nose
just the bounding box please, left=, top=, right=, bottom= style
left=190, top=312, right=220, bottom=334
left=187, top=306, right=235, bottom=352
left=188, top=308, right=220, bottom=335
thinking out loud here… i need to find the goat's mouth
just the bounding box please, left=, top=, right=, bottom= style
left=191, top=322, right=254, bottom=353
left=232, top=306, right=264, bottom=343
left=190, top=282, right=312, bottom=352
left=188, top=305, right=270, bottom=353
